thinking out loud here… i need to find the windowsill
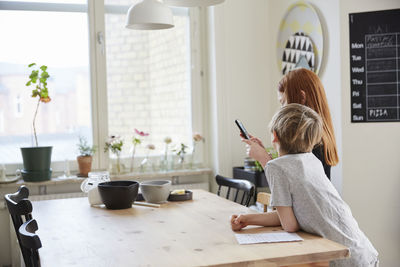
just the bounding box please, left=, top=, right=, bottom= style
left=0, top=167, right=212, bottom=188
left=112, top=167, right=212, bottom=182
left=0, top=176, right=85, bottom=188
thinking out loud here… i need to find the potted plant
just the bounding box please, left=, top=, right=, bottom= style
left=77, top=136, right=96, bottom=177
left=20, top=63, right=52, bottom=182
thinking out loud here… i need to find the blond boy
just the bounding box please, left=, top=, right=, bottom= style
left=231, top=103, right=378, bottom=267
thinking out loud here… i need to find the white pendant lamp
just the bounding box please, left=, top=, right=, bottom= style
left=126, top=0, right=174, bottom=30
left=163, top=0, right=225, bottom=7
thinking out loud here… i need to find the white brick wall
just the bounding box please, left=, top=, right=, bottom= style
left=105, top=12, right=192, bottom=158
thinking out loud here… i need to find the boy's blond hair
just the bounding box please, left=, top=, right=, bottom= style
left=269, top=103, right=323, bottom=154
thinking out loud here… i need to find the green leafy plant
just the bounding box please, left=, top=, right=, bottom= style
left=25, top=63, right=51, bottom=147
left=174, top=143, right=188, bottom=164
left=77, top=136, right=97, bottom=157
left=130, top=128, right=149, bottom=172
left=254, top=147, right=279, bottom=172
left=104, top=135, right=123, bottom=156
left=175, top=143, right=188, bottom=157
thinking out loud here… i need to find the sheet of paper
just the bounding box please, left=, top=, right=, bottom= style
left=235, top=232, right=303, bottom=245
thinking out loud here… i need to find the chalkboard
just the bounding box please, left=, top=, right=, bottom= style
left=349, top=8, right=400, bottom=123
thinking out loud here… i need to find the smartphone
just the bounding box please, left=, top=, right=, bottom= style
left=235, top=119, right=250, bottom=139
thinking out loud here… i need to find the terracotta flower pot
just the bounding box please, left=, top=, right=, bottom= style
left=77, top=155, right=93, bottom=177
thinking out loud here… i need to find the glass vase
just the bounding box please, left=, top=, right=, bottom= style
left=130, top=144, right=137, bottom=173
left=140, top=156, right=148, bottom=173
left=161, top=146, right=169, bottom=171
left=189, top=143, right=196, bottom=169
left=116, top=155, right=121, bottom=175
left=178, top=154, right=185, bottom=169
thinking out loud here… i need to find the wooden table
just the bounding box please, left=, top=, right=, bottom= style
left=32, top=190, right=348, bottom=267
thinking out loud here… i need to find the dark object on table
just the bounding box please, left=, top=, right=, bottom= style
left=19, top=219, right=42, bottom=267
left=168, top=190, right=193, bottom=201
left=4, top=186, right=42, bottom=267
left=215, top=175, right=255, bottom=207
left=98, top=180, right=139, bottom=209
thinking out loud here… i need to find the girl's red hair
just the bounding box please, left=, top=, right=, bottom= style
left=278, top=68, right=339, bottom=166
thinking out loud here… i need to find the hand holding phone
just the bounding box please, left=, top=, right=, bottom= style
left=235, top=119, right=250, bottom=139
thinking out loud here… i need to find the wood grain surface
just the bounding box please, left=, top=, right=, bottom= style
left=32, top=190, right=348, bottom=267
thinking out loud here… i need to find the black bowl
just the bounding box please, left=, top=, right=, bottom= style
left=98, top=180, right=139, bottom=210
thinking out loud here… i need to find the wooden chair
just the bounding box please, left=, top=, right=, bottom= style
left=19, top=219, right=42, bottom=267
left=256, top=192, right=272, bottom=212
left=4, top=186, right=40, bottom=267
left=216, top=175, right=255, bottom=207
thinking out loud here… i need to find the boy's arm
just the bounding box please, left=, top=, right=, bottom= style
left=231, top=211, right=281, bottom=231
left=275, top=206, right=300, bottom=232
left=231, top=207, right=299, bottom=232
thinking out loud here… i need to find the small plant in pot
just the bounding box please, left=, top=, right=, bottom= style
left=20, top=63, right=53, bottom=182
left=77, top=136, right=96, bottom=177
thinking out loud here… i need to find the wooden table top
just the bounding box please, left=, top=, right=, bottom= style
left=32, top=190, right=349, bottom=267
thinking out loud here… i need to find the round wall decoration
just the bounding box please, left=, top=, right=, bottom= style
left=277, top=1, right=323, bottom=75
left=282, top=32, right=315, bottom=75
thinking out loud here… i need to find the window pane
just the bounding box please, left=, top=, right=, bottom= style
left=3, top=0, right=86, bottom=3
left=105, top=8, right=192, bottom=157
left=0, top=10, right=92, bottom=164
left=105, top=0, right=132, bottom=5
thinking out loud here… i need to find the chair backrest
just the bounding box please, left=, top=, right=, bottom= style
left=256, top=192, right=274, bottom=212
left=19, top=219, right=42, bottom=267
left=215, top=175, right=255, bottom=207
left=4, top=186, right=37, bottom=267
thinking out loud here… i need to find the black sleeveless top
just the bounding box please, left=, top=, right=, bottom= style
left=312, top=145, right=331, bottom=180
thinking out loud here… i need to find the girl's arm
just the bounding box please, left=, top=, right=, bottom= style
left=231, top=206, right=300, bottom=232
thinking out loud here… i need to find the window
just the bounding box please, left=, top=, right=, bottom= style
left=0, top=1, right=204, bottom=173
left=105, top=0, right=193, bottom=158
left=14, top=95, right=23, bottom=118
left=0, top=110, right=4, bottom=133
left=0, top=2, right=92, bottom=166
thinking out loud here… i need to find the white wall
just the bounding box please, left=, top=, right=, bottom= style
left=267, top=0, right=343, bottom=192
left=208, top=0, right=343, bottom=192
left=340, top=1, right=400, bottom=266
left=207, top=0, right=272, bottom=191
left=209, top=0, right=400, bottom=265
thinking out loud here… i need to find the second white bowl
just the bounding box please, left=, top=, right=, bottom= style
left=140, top=180, right=171, bottom=203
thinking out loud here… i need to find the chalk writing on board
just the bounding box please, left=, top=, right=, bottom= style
left=349, top=9, right=400, bottom=123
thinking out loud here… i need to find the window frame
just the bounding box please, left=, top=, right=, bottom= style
left=0, top=0, right=206, bottom=175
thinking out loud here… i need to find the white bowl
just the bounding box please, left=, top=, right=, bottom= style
left=140, top=180, right=171, bottom=203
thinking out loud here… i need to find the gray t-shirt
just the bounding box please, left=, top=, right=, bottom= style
left=265, top=153, right=378, bottom=267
